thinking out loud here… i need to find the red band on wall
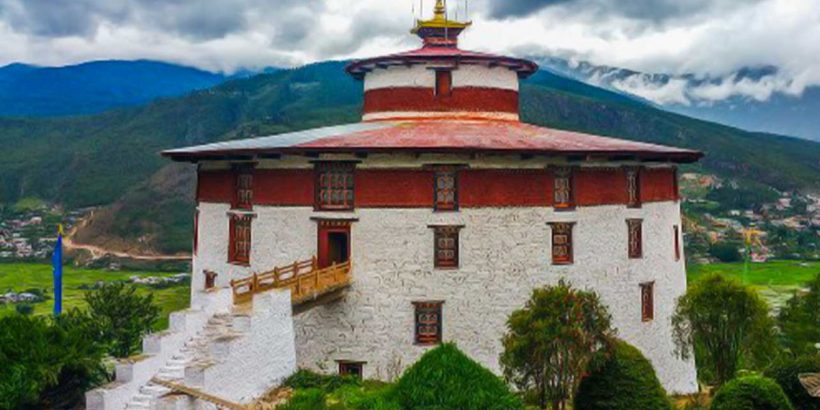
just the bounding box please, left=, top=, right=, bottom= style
left=363, top=87, right=519, bottom=115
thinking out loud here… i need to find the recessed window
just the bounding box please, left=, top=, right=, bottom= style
left=316, top=162, right=355, bottom=211
left=627, top=219, right=643, bottom=259
left=433, top=226, right=460, bottom=268
left=414, top=301, right=443, bottom=345
left=203, top=270, right=217, bottom=290
left=549, top=222, right=575, bottom=265
left=626, top=167, right=641, bottom=208
left=229, top=214, right=252, bottom=265
left=641, top=282, right=654, bottom=322
left=553, top=167, right=575, bottom=209
left=339, top=362, right=364, bottom=379
left=673, top=225, right=681, bottom=261
left=434, top=169, right=458, bottom=211
left=435, top=70, right=452, bottom=97
left=234, top=164, right=254, bottom=210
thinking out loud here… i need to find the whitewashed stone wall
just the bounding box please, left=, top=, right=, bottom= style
left=194, top=199, right=697, bottom=394
left=363, top=64, right=519, bottom=92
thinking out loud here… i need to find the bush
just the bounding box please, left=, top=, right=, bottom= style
left=283, top=369, right=360, bottom=393
left=764, top=355, right=820, bottom=410
left=711, top=376, right=794, bottom=410
left=85, top=282, right=159, bottom=358
left=15, top=303, right=34, bottom=315
left=278, top=388, right=327, bottom=410
left=709, top=242, right=742, bottom=263
left=574, top=339, right=670, bottom=410
left=394, top=343, right=522, bottom=410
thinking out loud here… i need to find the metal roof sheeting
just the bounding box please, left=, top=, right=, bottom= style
left=162, top=119, right=702, bottom=163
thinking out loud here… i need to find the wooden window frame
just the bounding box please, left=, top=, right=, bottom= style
left=549, top=222, right=575, bottom=265
left=315, top=162, right=356, bottom=211
left=228, top=214, right=253, bottom=265
left=553, top=166, right=576, bottom=210
left=413, top=301, right=443, bottom=345
left=203, top=270, right=217, bottom=290
left=673, top=225, right=681, bottom=261
left=433, top=168, right=459, bottom=211
left=626, top=167, right=642, bottom=208
left=338, top=361, right=365, bottom=379
left=627, top=219, right=643, bottom=259
left=233, top=164, right=254, bottom=210
left=432, top=225, right=461, bottom=269
left=435, top=70, right=452, bottom=97
left=641, top=282, right=654, bottom=322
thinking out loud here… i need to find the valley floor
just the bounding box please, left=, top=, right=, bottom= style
left=0, top=262, right=189, bottom=329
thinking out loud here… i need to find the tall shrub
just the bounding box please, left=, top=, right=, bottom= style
left=574, top=339, right=670, bottom=410
left=778, top=274, right=820, bottom=356
left=500, top=280, right=614, bottom=410
left=710, top=376, right=794, bottom=410
left=395, top=343, right=521, bottom=410
left=672, top=274, right=777, bottom=386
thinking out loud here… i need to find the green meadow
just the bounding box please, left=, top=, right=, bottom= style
left=687, top=259, right=819, bottom=311
left=0, top=262, right=189, bottom=329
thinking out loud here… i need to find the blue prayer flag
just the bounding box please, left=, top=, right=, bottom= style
left=52, top=225, right=63, bottom=316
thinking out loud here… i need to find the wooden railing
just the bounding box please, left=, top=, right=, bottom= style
left=230, top=257, right=352, bottom=305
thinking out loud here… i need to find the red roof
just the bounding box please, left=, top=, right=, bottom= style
left=346, top=46, right=539, bottom=79
left=164, top=119, right=702, bottom=163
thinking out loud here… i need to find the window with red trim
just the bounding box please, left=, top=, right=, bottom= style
left=234, top=165, right=253, bottom=210
left=229, top=214, right=252, bottom=265
left=434, top=169, right=458, bottom=211
left=549, top=222, right=574, bottom=265
left=628, top=219, right=643, bottom=259
left=414, top=301, right=443, bottom=345
left=641, top=282, right=654, bottom=322
left=316, top=162, right=355, bottom=211
left=553, top=167, right=575, bottom=209
left=433, top=226, right=460, bottom=268
left=674, top=225, right=681, bottom=261
left=626, top=167, right=641, bottom=208
left=435, top=70, right=452, bottom=97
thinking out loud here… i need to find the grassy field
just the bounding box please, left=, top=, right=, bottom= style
left=0, top=262, right=189, bottom=329
left=687, top=260, right=819, bottom=312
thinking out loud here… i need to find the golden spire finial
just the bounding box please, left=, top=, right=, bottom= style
left=433, top=0, right=446, bottom=20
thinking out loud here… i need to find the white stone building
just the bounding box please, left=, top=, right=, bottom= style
left=88, top=3, right=701, bottom=408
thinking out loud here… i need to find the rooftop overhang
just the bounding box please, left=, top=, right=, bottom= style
left=345, top=49, right=539, bottom=80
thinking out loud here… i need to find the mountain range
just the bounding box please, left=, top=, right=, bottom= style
left=0, top=60, right=231, bottom=117
left=538, top=57, right=820, bottom=142
left=0, top=60, right=817, bottom=254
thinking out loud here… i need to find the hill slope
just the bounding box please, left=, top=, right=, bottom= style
left=1, top=61, right=818, bottom=253
left=0, top=60, right=230, bottom=117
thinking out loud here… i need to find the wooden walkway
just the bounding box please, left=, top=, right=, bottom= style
left=230, top=257, right=352, bottom=306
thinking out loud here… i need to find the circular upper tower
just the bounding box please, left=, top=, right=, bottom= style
left=346, top=0, right=538, bottom=122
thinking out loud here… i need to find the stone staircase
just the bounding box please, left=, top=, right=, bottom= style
left=87, top=288, right=296, bottom=410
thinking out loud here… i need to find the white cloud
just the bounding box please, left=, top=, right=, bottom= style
left=0, top=0, right=818, bottom=105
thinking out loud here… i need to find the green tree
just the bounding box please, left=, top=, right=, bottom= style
left=85, top=282, right=159, bottom=358
left=672, top=274, right=777, bottom=387
left=778, top=274, right=820, bottom=356
left=501, top=280, right=614, bottom=410
left=709, top=242, right=742, bottom=263
left=574, top=339, right=670, bottom=410
left=0, top=311, right=107, bottom=410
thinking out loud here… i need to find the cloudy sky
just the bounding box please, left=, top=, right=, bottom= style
left=1, top=0, right=819, bottom=105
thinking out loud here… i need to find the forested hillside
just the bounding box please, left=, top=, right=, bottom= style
left=1, top=61, right=818, bottom=253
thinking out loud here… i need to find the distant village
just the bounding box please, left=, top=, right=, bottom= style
left=680, top=173, right=820, bottom=263
left=0, top=202, right=84, bottom=260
